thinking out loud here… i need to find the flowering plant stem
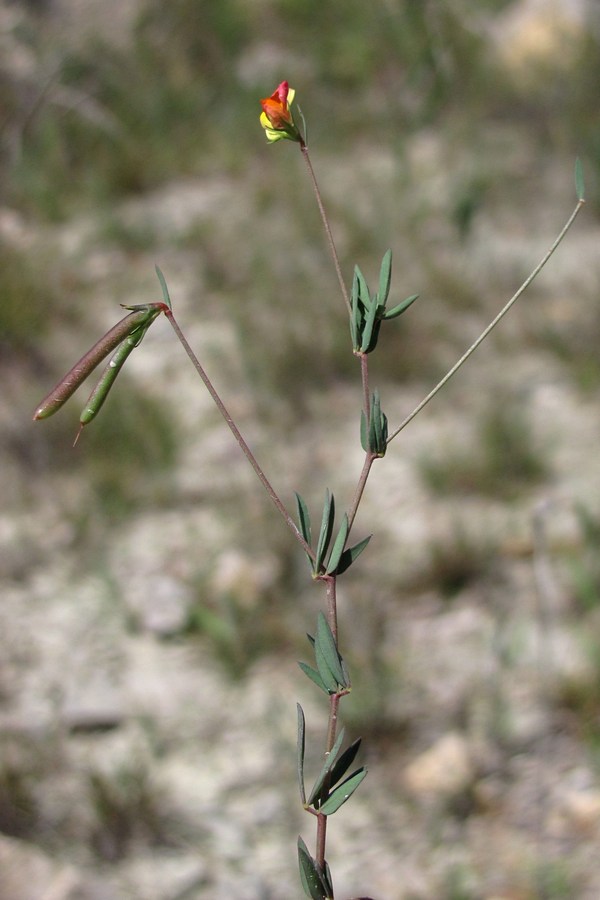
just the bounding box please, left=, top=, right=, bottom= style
left=316, top=575, right=342, bottom=867
left=31, top=80, right=586, bottom=897
left=167, top=151, right=584, bottom=896
left=165, top=162, right=581, bottom=896
left=295, top=145, right=584, bottom=894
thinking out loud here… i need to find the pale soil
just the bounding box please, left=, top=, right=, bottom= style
left=2, top=3, right=600, bottom=899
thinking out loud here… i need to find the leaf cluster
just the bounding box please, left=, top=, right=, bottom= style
left=302, top=721, right=365, bottom=815
left=297, top=700, right=367, bottom=899
left=360, top=389, right=388, bottom=457
left=298, top=612, right=350, bottom=696
left=298, top=835, right=334, bottom=900
left=350, top=250, right=418, bottom=354
left=295, top=491, right=371, bottom=578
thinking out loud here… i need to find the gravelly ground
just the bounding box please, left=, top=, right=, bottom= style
left=3, top=3, right=600, bottom=898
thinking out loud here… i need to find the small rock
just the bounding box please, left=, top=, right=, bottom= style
left=0, top=834, right=89, bottom=900
left=403, top=732, right=474, bottom=798
left=558, top=787, right=600, bottom=833
left=210, top=549, right=280, bottom=608
left=129, top=574, right=192, bottom=637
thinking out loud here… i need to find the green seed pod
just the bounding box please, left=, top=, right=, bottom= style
left=33, top=304, right=165, bottom=421
left=78, top=325, right=149, bottom=427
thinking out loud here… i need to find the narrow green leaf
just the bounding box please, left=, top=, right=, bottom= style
left=328, top=737, right=362, bottom=789
left=350, top=269, right=360, bottom=348
left=360, top=296, right=379, bottom=353
left=354, top=265, right=370, bottom=307
left=297, top=703, right=306, bottom=805
left=298, top=662, right=330, bottom=695
left=315, top=490, right=335, bottom=572
left=377, top=249, right=393, bottom=307
left=314, top=641, right=342, bottom=694
left=368, top=411, right=377, bottom=452
left=340, top=656, right=351, bottom=688
left=372, top=317, right=383, bottom=349
left=336, top=533, right=372, bottom=576
left=351, top=268, right=359, bottom=306
left=308, top=728, right=346, bottom=806
left=383, top=293, right=418, bottom=320
left=368, top=389, right=388, bottom=456
left=369, top=391, right=381, bottom=451
left=318, top=767, right=368, bottom=815
left=373, top=389, right=381, bottom=422
left=360, top=409, right=368, bottom=452
left=155, top=265, right=172, bottom=310
left=323, top=860, right=334, bottom=898
left=316, top=612, right=346, bottom=688
left=295, top=492, right=312, bottom=548
left=575, top=157, right=585, bottom=201
left=326, top=514, right=349, bottom=575
left=373, top=418, right=385, bottom=454
left=298, top=837, right=330, bottom=900
left=379, top=409, right=388, bottom=446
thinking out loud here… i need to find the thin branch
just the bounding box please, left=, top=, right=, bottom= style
left=300, top=142, right=352, bottom=316
left=387, top=199, right=585, bottom=443
left=165, top=310, right=314, bottom=560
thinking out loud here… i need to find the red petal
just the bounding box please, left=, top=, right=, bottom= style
left=275, top=81, right=289, bottom=104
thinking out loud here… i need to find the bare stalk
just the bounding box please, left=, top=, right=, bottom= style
left=387, top=199, right=585, bottom=443
left=300, top=141, right=352, bottom=316
left=165, top=310, right=314, bottom=560
left=347, top=452, right=377, bottom=533
left=315, top=690, right=341, bottom=874
left=359, top=352, right=370, bottom=422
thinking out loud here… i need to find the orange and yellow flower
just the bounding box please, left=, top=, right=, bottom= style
left=260, top=81, right=302, bottom=143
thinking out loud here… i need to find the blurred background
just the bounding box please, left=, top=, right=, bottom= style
left=2, top=0, right=600, bottom=897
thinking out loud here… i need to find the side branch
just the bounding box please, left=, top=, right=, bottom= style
left=387, top=199, right=585, bottom=443
left=165, top=310, right=314, bottom=560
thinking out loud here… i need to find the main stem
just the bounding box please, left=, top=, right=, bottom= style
left=165, top=310, right=314, bottom=560
left=298, top=141, right=354, bottom=892
left=360, top=352, right=370, bottom=422
left=315, top=693, right=341, bottom=874
left=348, top=452, right=376, bottom=533
left=315, top=576, right=342, bottom=876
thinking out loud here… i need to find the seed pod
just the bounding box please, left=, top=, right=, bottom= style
left=78, top=322, right=152, bottom=427
left=33, top=304, right=165, bottom=421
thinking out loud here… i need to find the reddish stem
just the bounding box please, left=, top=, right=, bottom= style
left=300, top=141, right=351, bottom=316
left=164, top=309, right=314, bottom=560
